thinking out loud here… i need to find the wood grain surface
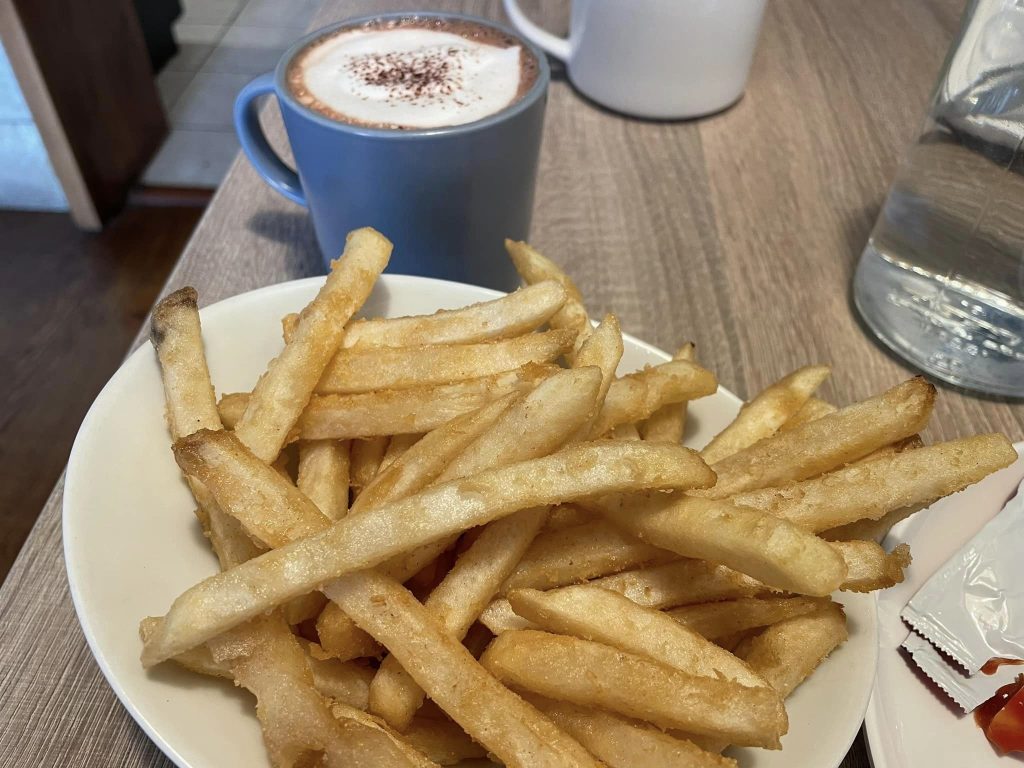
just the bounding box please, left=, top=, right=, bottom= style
left=2, top=1, right=1019, bottom=767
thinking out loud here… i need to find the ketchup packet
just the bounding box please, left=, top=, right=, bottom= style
left=900, top=477, right=1024, bottom=713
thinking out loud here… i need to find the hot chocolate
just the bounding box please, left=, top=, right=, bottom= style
left=287, top=17, right=539, bottom=130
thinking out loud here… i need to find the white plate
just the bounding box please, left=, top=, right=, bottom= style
left=63, top=275, right=877, bottom=768
left=865, top=441, right=1024, bottom=768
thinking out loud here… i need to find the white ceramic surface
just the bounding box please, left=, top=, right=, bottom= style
left=502, top=0, right=767, bottom=119
left=64, top=275, right=876, bottom=768
left=865, top=442, right=1024, bottom=768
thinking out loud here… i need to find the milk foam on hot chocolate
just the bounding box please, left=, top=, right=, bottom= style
left=294, top=27, right=525, bottom=129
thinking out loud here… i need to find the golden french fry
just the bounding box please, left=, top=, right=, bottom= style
left=611, top=423, right=642, bottom=440
left=351, top=436, right=389, bottom=489
left=849, top=434, right=923, bottom=466
left=500, top=518, right=674, bottom=594
left=481, top=560, right=766, bottom=635
left=316, top=605, right=383, bottom=661
left=587, top=492, right=847, bottom=596
left=832, top=540, right=911, bottom=592
left=325, top=573, right=601, bottom=768
left=821, top=504, right=924, bottom=543
left=297, top=439, right=350, bottom=521
left=590, top=360, right=718, bottom=437
left=529, top=696, right=737, bottom=768
left=778, top=396, right=836, bottom=432
left=640, top=343, right=695, bottom=444
left=298, top=363, right=557, bottom=440
left=507, top=585, right=767, bottom=688
left=346, top=280, right=567, bottom=349
left=400, top=717, right=488, bottom=765
left=174, top=430, right=330, bottom=549
left=703, top=377, right=936, bottom=497
left=542, top=504, right=595, bottom=532
left=568, top=314, right=623, bottom=439
left=142, top=441, right=715, bottom=665
left=234, top=227, right=391, bottom=463
left=505, top=239, right=592, bottom=358
left=298, top=641, right=375, bottom=710
left=368, top=367, right=603, bottom=729
left=700, top=365, right=830, bottom=465
left=481, top=630, right=787, bottom=748
left=730, top=434, right=1017, bottom=533
left=214, top=391, right=249, bottom=430
left=737, top=603, right=849, bottom=698
left=317, top=329, right=576, bottom=394
left=378, top=433, right=420, bottom=474
left=666, top=597, right=831, bottom=641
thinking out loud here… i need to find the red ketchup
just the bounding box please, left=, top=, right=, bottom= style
left=975, top=674, right=1024, bottom=754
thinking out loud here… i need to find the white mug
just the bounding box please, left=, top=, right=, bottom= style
left=503, top=0, right=767, bottom=119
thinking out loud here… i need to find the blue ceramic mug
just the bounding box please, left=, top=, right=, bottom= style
left=234, top=12, right=550, bottom=291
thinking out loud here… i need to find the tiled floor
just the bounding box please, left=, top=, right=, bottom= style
left=143, top=0, right=318, bottom=187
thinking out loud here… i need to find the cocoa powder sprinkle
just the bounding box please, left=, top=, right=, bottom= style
left=344, top=47, right=480, bottom=107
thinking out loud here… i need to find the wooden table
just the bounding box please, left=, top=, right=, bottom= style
left=2, top=0, right=1019, bottom=765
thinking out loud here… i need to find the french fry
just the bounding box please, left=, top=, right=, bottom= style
left=505, top=239, right=592, bottom=358
left=821, top=504, right=924, bottom=543
left=316, top=605, right=383, bottom=662
left=729, top=434, right=1016, bottom=533
left=351, top=436, right=389, bottom=489
left=142, top=441, right=715, bottom=664
left=590, top=360, right=718, bottom=437
left=529, top=696, right=738, bottom=768
left=507, top=585, right=767, bottom=688
left=500, top=518, right=675, bottom=593
left=703, top=377, right=936, bottom=498
left=400, top=716, right=488, bottom=765
left=481, top=630, right=787, bottom=748
left=481, top=560, right=767, bottom=635
left=569, top=315, right=623, bottom=439
left=849, top=434, right=923, bottom=466
left=316, top=329, right=576, bottom=393
left=298, top=363, right=557, bottom=440
left=378, top=433, right=420, bottom=474
left=737, top=603, right=849, bottom=698
left=343, top=280, right=567, bottom=349
left=611, top=423, right=642, bottom=440
left=214, top=391, right=249, bottom=430
left=368, top=367, right=603, bottom=729
left=299, top=641, right=375, bottom=709
left=666, top=597, right=830, bottom=641
left=640, top=343, right=695, bottom=444
left=586, top=493, right=847, bottom=596
left=234, top=227, right=391, bottom=463
left=297, top=439, right=350, bottom=521
left=175, top=430, right=330, bottom=549
left=700, top=365, right=830, bottom=465
left=325, top=573, right=602, bottom=768
left=832, top=540, right=911, bottom=592
left=543, top=504, right=595, bottom=532
left=778, top=396, right=836, bottom=432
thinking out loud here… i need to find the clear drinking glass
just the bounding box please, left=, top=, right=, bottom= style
left=854, top=0, right=1024, bottom=397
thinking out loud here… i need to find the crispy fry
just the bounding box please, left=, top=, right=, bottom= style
left=400, top=717, right=488, bottom=765
left=481, top=630, right=787, bottom=748
left=666, top=597, right=830, bottom=641
left=507, top=585, right=767, bottom=687
left=297, top=439, right=350, bottom=521
left=298, top=363, right=557, bottom=440
left=316, top=330, right=576, bottom=394
left=590, top=360, right=718, bottom=437
left=703, top=377, right=936, bottom=497
left=234, top=227, right=391, bottom=463
left=700, top=365, right=830, bottom=465
left=640, top=343, right=695, bottom=444
left=611, top=423, right=642, bottom=440
left=378, top=433, right=420, bottom=474
left=587, top=493, right=846, bottom=596
left=737, top=603, right=849, bottom=698
left=500, top=518, right=674, bottom=593
left=849, top=434, right=923, bottom=466
left=543, top=504, right=594, bottom=532
left=316, top=606, right=383, bottom=662
left=778, top=397, right=836, bottom=432
left=348, top=280, right=568, bottom=348
left=505, top=239, right=592, bottom=358
left=569, top=315, right=623, bottom=439
left=529, top=696, right=737, bottom=768
left=832, top=540, right=912, bottom=592
left=821, top=504, right=925, bottom=543
left=326, top=573, right=601, bottom=768
left=729, top=434, right=1016, bottom=533
left=351, top=436, right=389, bottom=489
left=142, top=441, right=715, bottom=664
left=368, top=367, right=602, bottom=729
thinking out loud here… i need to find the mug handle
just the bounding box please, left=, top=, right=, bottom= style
left=233, top=72, right=306, bottom=206
left=502, top=0, right=571, bottom=60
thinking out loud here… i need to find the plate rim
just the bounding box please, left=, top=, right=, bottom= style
left=61, top=273, right=875, bottom=768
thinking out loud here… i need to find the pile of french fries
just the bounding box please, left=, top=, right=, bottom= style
left=140, top=227, right=1016, bottom=768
